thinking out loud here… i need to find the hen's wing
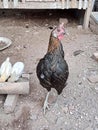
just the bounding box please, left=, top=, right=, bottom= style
left=36, top=55, right=52, bottom=91
left=59, top=42, right=64, bottom=58
left=50, top=57, right=69, bottom=94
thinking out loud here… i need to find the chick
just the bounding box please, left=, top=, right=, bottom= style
left=8, top=62, right=24, bottom=82
left=0, top=57, right=12, bottom=82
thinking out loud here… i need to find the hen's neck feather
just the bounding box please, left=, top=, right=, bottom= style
left=47, top=34, right=60, bottom=53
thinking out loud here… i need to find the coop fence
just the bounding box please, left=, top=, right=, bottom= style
left=0, top=0, right=91, bottom=9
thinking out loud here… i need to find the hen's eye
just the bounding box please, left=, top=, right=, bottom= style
left=57, top=29, right=60, bottom=32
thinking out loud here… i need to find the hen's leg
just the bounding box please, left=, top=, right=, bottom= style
left=43, top=92, right=50, bottom=114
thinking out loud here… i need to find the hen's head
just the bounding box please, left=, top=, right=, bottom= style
left=52, top=23, right=65, bottom=40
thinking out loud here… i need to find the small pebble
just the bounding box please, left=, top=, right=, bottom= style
left=77, top=25, right=83, bottom=29
left=25, top=24, right=29, bottom=28
left=95, top=116, right=98, bottom=122
left=30, top=114, right=38, bottom=121
left=62, top=106, right=68, bottom=113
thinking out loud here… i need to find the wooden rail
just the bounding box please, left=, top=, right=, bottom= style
left=0, top=0, right=93, bottom=29
left=0, top=0, right=89, bottom=9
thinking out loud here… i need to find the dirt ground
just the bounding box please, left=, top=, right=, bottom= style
left=0, top=9, right=98, bottom=130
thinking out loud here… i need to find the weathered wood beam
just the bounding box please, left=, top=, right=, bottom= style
left=70, top=0, right=77, bottom=8
left=78, top=0, right=82, bottom=9
left=83, top=0, right=93, bottom=29
left=66, top=0, right=69, bottom=9
left=83, top=0, right=88, bottom=9
left=3, top=0, right=8, bottom=8
left=13, top=0, right=18, bottom=7
left=4, top=95, right=19, bottom=114
left=62, top=0, right=65, bottom=9
left=0, top=81, right=29, bottom=94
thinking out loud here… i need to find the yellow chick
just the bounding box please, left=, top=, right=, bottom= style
left=0, top=57, right=12, bottom=82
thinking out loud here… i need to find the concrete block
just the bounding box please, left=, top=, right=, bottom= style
left=88, top=75, right=98, bottom=83
left=4, top=95, right=19, bottom=114
left=93, top=52, right=98, bottom=61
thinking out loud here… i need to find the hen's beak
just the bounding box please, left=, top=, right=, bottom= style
left=62, top=27, right=69, bottom=36
left=63, top=32, right=66, bottom=35
left=64, top=30, right=69, bottom=36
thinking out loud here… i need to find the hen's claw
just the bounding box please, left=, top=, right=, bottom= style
left=43, top=92, right=50, bottom=114
left=43, top=101, right=50, bottom=114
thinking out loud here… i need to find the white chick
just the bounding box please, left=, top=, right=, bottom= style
left=0, top=57, right=12, bottom=82
left=8, top=62, right=24, bottom=82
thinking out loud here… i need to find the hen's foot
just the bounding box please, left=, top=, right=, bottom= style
left=43, top=92, right=50, bottom=114
left=43, top=101, right=50, bottom=114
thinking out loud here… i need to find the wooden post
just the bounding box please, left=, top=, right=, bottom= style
left=83, top=0, right=93, bottom=29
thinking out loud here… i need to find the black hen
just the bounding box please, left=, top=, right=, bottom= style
left=36, top=23, right=69, bottom=114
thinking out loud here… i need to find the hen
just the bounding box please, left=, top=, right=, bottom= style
left=36, top=23, right=69, bottom=114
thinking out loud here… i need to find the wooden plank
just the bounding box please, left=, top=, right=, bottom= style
left=91, top=12, right=98, bottom=24
left=3, top=0, right=8, bottom=8
left=3, top=74, right=30, bottom=114
left=66, top=0, right=69, bottom=9
left=26, top=0, right=55, bottom=1
left=61, top=0, right=65, bottom=9
left=70, top=0, right=77, bottom=8
left=0, top=0, right=82, bottom=9
left=83, top=0, right=93, bottom=29
left=8, top=0, right=13, bottom=9
left=0, top=81, right=29, bottom=94
left=11, top=2, right=60, bottom=9
left=78, top=0, right=83, bottom=9
left=83, top=0, right=88, bottom=9
left=13, top=0, right=18, bottom=7
left=4, top=95, right=19, bottom=114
